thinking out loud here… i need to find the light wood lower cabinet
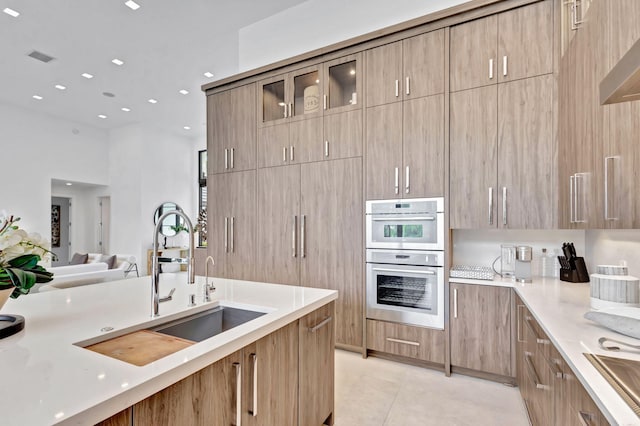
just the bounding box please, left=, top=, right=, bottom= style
left=515, top=294, right=608, bottom=426
left=99, top=304, right=334, bottom=426
left=450, top=283, right=512, bottom=377
left=366, top=319, right=444, bottom=364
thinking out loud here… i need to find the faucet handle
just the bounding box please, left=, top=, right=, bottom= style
left=159, top=288, right=175, bottom=303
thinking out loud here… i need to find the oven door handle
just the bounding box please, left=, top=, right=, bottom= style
left=371, top=216, right=436, bottom=221
left=372, top=267, right=436, bottom=275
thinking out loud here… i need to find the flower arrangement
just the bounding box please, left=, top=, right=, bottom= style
left=0, top=214, right=54, bottom=299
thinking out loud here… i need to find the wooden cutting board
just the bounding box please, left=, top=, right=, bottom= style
left=86, top=330, right=195, bottom=366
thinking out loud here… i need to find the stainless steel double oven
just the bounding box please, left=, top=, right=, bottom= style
left=365, top=198, right=445, bottom=329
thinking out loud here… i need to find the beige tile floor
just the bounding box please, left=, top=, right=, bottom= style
left=334, top=350, right=529, bottom=426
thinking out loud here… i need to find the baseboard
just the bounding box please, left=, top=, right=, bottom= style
left=450, top=365, right=517, bottom=386
left=366, top=350, right=446, bottom=372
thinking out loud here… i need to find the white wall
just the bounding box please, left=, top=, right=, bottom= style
left=0, top=101, right=109, bottom=240
left=585, top=230, right=640, bottom=278
left=238, top=0, right=468, bottom=72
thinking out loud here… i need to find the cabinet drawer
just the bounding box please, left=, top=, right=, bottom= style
left=565, top=368, right=607, bottom=425
left=366, top=319, right=444, bottom=364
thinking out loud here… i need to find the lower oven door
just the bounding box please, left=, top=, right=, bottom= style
left=366, top=262, right=444, bottom=329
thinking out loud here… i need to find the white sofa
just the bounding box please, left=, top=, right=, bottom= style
left=35, top=254, right=138, bottom=293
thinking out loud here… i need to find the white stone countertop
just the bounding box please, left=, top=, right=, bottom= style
left=0, top=273, right=337, bottom=426
left=450, top=276, right=640, bottom=426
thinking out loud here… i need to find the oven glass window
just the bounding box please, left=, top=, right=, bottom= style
left=376, top=274, right=433, bottom=311
left=383, top=224, right=423, bottom=238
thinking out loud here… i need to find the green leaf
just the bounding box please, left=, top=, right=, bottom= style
left=6, top=268, right=36, bottom=291
left=7, top=254, right=40, bottom=269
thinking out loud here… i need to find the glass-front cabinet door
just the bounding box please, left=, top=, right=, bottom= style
left=258, top=65, right=324, bottom=126
left=323, top=53, right=362, bottom=114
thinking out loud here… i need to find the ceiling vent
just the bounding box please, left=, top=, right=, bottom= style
left=27, top=50, right=55, bottom=63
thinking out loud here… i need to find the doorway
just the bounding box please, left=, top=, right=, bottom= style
left=98, top=196, right=111, bottom=254
left=51, top=197, right=71, bottom=266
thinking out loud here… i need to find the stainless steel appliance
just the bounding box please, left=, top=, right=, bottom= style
left=365, top=198, right=445, bottom=329
left=366, top=198, right=444, bottom=250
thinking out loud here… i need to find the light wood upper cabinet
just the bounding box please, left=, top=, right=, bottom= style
left=256, top=165, right=301, bottom=286
left=450, top=0, right=553, bottom=92
left=365, top=102, right=403, bottom=200
left=323, top=53, right=362, bottom=115
left=208, top=83, right=256, bottom=174
left=300, top=158, right=363, bottom=348
left=450, top=85, right=498, bottom=229
left=258, top=123, right=290, bottom=168
left=450, top=14, right=498, bottom=92
left=208, top=171, right=256, bottom=281
left=450, top=283, right=512, bottom=377
left=323, top=109, right=363, bottom=161
left=498, top=74, right=555, bottom=229
left=366, top=30, right=445, bottom=107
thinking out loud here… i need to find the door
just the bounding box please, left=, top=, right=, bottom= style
left=402, top=29, right=445, bottom=99
left=323, top=109, right=362, bottom=161
left=403, top=94, right=445, bottom=198
left=449, top=14, right=498, bottom=92
left=498, top=0, right=553, bottom=83
left=243, top=322, right=299, bottom=426
left=300, top=158, right=363, bottom=348
left=289, top=117, right=323, bottom=164
left=258, top=123, right=290, bottom=168
left=258, top=74, right=288, bottom=126
left=450, top=283, right=512, bottom=376
left=498, top=75, right=555, bottom=229
left=208, top=84, right=256, bottom=173
left=256, top=165, right=300, bottom=285
left=98, top=196, right=110, bottom=255
left=208, top=171, right=256, bottom=280
left=365, top=102, right=402, bottom=200
left=51, top=197, right=70, bottom=266
left=323, top=53, right=362, bottom=114
left=365, top=41, right=402, bottom=107
left=449, top=85, right=498, bottom=228
left=289, top=65, right=324, bottom=122
left=299, top=302, right=335, bottom=426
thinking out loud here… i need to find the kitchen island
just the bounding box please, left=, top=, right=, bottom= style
left=0, top=273, right=337, bottom=425
left=450, top=276, right=640, bottom=425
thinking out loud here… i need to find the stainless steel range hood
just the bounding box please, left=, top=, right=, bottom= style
left=600, top=37, right=640, bottom=105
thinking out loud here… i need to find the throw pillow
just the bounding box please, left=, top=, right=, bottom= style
left=100, top=254, right=117, bottom=269
left=70, top=252, right=88, bottom=265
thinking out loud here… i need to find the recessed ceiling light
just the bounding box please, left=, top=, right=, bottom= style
left=112, top=58, right=124, bottom=66
left=102, top=92, right=115, bottom=98
left=55, top=84, right=66, bottom=90
left=183, top=126, right=191, bottom=130
left=3, top=8, right=19, bottom=17
left=204, top=72, right=214, bottom=78
left=65, top=182, right=73, bottom=186
left=148, top=98, right=158, bottom=104
left=98, top=114, right=107, bottom=119
left=179, top=89, right=189, bottom=95
left=32, top=95, right=43, bottom=100
left=81, top=73, right=94, bottom=79
left=121, top=107, right=131, bottom=112
left=124, top=0, right=140, bottom=10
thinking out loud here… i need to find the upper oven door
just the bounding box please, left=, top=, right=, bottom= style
left=366, top=211, right=444, bottom=250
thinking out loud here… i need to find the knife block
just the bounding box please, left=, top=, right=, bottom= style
left=558, top=256, right=590, bottom=283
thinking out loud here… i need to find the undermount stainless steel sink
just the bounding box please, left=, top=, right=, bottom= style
left=152, top=306, right=266, bottom=342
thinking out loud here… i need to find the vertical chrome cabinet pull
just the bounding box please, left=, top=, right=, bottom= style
left=488, top=187, right=494, bottom=225
left=405, top=166, right=410, bottom=194
left=230, top=217, right=235, bottom=253
left=502, top=187, right=507, bottom=226
left=224, top=217, right=229, bottom=253
left=292, top=215, right=297, bottom=258
left=283, top=103, right=288, bottom=118
left=503, top=56, right=508, bottom=76
left=233, top=362, right=241, bottom=426
left=604, top=156, right=619, bottom=221
left=283, top=146, right=287, bottom=163
left=405, top=77, right=410, bottom=95
left=301, top=215, right=306, bottom=258
left=394, top=167, right=399, bottom=194
left=289, top=103, right=293, bottom=118
left=224, top=148, right=229, bottom=170
left=395, top=79, right=399, bottom=97
left=569, top=175, right=575, bottom=223
left=489, top=58, right=494, bottom=80
left=230, top=148, right=235, bottom=169
left=290, top=145, right=294, bottom=162
left=517, top=305, right=525, bottom=343
left=323, top=94, right=327, bottom=110
left=453, top=288, right=458, bottom=318
left=324, top=140, right=329, bottom=157
left=250, top=353, right=258, bottom=417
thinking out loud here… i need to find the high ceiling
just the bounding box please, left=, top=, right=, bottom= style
left=0, top=0, right=305, bottom=140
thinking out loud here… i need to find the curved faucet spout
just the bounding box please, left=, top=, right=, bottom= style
left=204, top=256, right=216, bottom=302
left=151, top=210, right=195, bottom=317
